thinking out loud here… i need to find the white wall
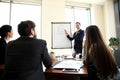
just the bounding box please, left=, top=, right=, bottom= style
left=65, top=1, right=90, bottom=8
left=88, top=0, right=116, bottom=44
left=104, top=0, right=116, bottom=44
left=42, top=0, right=72, bottom=55
left=91, top=4, right=105, bottom=39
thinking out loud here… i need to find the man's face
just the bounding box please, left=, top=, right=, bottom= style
left=8, top=29, right=13, bottom=38
left=76, top=23, right=80, bottom=30
left=33, top=29, right=37, bottom=38
left=31, top=28, right=37, bottom=38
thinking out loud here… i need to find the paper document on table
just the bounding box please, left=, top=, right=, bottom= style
left=65, top=55, right=74, bottom=59
left=53, top=60, right=83, bottom=70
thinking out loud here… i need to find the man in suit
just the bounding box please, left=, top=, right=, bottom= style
left=65, top=22, right=84, bottom=58
left=1, top=20, right=52, bottom=80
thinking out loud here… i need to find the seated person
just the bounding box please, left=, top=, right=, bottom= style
left=1, top=20, right=52, bottom=80
left=83, top=25, right=119, bottom=80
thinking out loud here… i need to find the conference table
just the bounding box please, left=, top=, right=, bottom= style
left=44, top=59, right=88, bottom=80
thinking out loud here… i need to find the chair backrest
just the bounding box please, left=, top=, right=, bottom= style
left=114, top=50, right=120, bottom=68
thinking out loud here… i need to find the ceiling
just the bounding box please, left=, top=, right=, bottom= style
left=0, top=0, right=110, bottom=5
left=66, top=0, right=108, bottom=5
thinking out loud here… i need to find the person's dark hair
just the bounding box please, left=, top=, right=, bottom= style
left=85, top=25, right=118, bottom=79
left=0, top=25, right=12, bottom=38
left=76, top=22, right=81, bottom=25
left=18, top=20, right=35, bottom=36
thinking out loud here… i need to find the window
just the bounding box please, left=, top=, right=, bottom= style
left=0, top=2, right=41, bottom=40
left=65, top=6, right=91, bottom=48
left=0, top=2, right=10, bottom=25
left=65, top=6, right=91, bottom=33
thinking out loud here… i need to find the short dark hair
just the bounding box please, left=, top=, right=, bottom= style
left=0, top=25, right=12, bottom=38
left=76, top=22, right=81, bottom=25
left=18, top=20, right=35, bottom=36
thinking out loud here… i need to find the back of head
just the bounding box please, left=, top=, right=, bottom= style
left=86, top=25, right=102, bottom=44
left=18, top=20, right=35, bottom=36
left=0, top=25, right=12, bottom=38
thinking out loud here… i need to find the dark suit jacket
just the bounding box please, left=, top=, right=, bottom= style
left=67, top=29, right=84, bottom=53
left=2, top=36, right=52, bottom=80
left=0, top=38, right=7, bottom=64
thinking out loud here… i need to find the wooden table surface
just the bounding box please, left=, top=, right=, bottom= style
left=44, top=59, right=88, bottom=80
left=45, top=65, right=88, bottom=77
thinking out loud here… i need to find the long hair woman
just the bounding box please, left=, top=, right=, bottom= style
left=0, top=25, right=13, bottom=64
left=0, top=25, right=13, bottom=76
left=84, top=25, right=119, bottom=80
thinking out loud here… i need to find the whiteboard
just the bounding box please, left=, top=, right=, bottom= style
left=51, top=22, right=72, bottom=49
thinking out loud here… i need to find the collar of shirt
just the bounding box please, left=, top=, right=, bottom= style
left=4, top=38, right=9, bottom=43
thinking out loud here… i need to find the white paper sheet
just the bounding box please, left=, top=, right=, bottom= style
left=53, top=60, right=83, bottom=70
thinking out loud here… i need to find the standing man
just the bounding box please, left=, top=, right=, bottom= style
left=1, top=20, right=52, bottom=80
left=65, top=22, right=84, bottom=58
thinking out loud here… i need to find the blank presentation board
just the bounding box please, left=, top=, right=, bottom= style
left=51, top=22, right=72, bottom=49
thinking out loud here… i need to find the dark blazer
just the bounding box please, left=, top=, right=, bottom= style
left=0, top=38, right=7, bottom=64
left=2, top=36, right=52, bottom=80
left=67, top=29, right=84, bottom=53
